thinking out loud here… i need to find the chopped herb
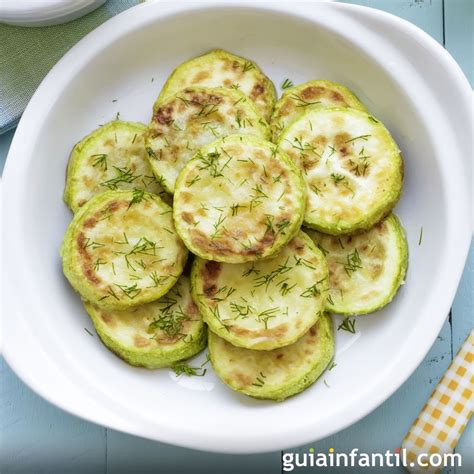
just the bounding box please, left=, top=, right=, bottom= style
left=93, top=258, right=107, bottom=272
left=338, top=249, right=362, bottom=277
left=338, top=318, right=356, bottom=333
left=100, top=166, right=140, bottom=190
left=84, top=328, right=94, bottom=337
left=91, top=154, right=108, bottom=171
left=290, top=93, right=321, bottom=108
left=252, top=371, right=267, bottom=387
left=317, top=243, right=329, bottom=257
left=281, top=78, right=294, bottom=89
left=242, top=61, right=255, bottom=72
left=418, top=227, right=423, bottom=246
left=172, top=363, right=206, bottom=377
left=300, top=281, right=324, bottom=298
left=128, top=188, right=147, bottom=208
left=211, top=214, right=227, bottom=239
left=83, top=238, right=105, bottom=250
left=242, top=264, right=260, bottom=277
left=345, top=134, right=371, bottom=144
left=330, top=173, right=346, bottom=184
left=115, top=283, right=141, bottom=300
left=196, top=103, right=219, bottom=118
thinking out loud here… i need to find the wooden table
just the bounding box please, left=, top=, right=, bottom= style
left=1, top=1, right=472, bottom=472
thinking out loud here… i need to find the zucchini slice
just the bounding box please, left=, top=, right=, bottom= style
left=209, top=312, right=334, bottom=401
left=271, top=80, right=367, bottom=141
left=64, top=121, right=169, bottom=212
left=84, top=274, right=206, bottom=369
left=155, top=49, right=276, bottom=121
left=306, top=214, right=408, bottom=315
left=278, top=108, right=403, bottom=235
left=61, top=190, right=188, bottom=309
left=146, top=87, right=270, bottom=193
left=192, top=231, right=328, bottom=350
left=173, top=134, right=305, bottom=263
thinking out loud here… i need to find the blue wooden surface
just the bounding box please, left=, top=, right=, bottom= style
left=1, top=1, right=472, bottom=472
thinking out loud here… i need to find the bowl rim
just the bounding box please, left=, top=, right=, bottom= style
left=2, top=0, right=472, bottom=453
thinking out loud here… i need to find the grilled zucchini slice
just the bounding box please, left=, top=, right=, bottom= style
left=192, top=231, right=328, bottom=350
left=61, top=190, right=188, bottom=309
left=173, top=134, right=305, bottom=263
left=84, top=274, right=206, bottom=368
left=209, top=312, right=334, bottom=401
left=278, top=108, right=403, bottom=235
left=146, top=87, right=270, bottom=193
left=271, top=80, right=367, bottom=141
left=306, top=214, right=408, bottom=315
left=155, top=49, right=276, bottom=121
left=64, top=121, right=169, bottom=212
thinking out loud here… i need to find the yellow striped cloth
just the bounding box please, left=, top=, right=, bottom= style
left=402, top=330, right=473, bottom=472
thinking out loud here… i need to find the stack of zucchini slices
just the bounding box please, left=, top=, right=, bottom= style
left=61, top=50, right=407, bottom=401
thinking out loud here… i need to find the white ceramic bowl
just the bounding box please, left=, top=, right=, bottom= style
left=0, top=0, right=106, bottom=27
left=2, top=0, right=472, bottom=454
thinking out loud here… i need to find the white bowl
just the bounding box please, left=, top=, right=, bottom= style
left=0, top=0, right=106, bottom=27
left=2, top=0, right=471, bottom=454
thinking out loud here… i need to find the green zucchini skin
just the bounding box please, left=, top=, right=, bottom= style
left=156, top=49, right=276, bottom=121
left=209, top=313, right=334, bottom=401
left=64, top=120, right=169, bottom=212
left=173, top=134, right=306, bottom=263
left=271, top=80, right=367, bottom=141
left=306, top=214, right=408, bottom=315
left=278, top=107, right=403, bottom=235
left=191, top=231, right=329, bottom=351
left=84, top=274, right=206, bottom=369
left=61, top=190, right=188, bottom=310
left=146, top=87, right=270, bottom=194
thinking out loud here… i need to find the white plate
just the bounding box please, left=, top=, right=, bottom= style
left=0, top=0, right=106, bottom=26
left=2, top=0, right=472, bottom=454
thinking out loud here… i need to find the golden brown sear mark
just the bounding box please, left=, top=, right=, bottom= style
left=230, top=323, right=289, bottom=339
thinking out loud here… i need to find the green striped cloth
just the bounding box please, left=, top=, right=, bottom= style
left=0, top=0, right=141, bottom=134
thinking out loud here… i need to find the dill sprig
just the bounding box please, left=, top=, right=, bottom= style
left=252, top=371, right=267, bottom=387
left=128, top=188, right=147, bottom=208
left=172, top=363, right=206, bottom=377
left=338, top=318, right=356, bottom=333
left=254, top=257, right=292, bottom=291
left=290, top=93, right=321, bottom=108
left=281, top=78, right=294, bottom=89
left=345, top=134, right=371, bottom=144
left=249, top=183, right=268, bottom=210
left=210, top=214, right=227, bottom=239
left=114, top=283, right=141, bottom=300
left=197, top=150, right=231, bottom=178
left=201, top=121, right=220, bottom=138
left=242, top=61, right=255, bottom=72
left=242, top=264, right=260, bottom=277
left=101, top=166, right=140, bottom=190
left=230, top=302, right=254, bottom=319
left=83, top=238, right=104, bottom=250
left=330, top=173, right=346, bottom=185
left=256, top=307, right=280, bottom=328
left=211, top=286, right=236, bottom=302
left=91, top=154, right=108, bottom=171
left=196, top=103, right=219, bottom=118
left=338, top=249, right=362, bottom=277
